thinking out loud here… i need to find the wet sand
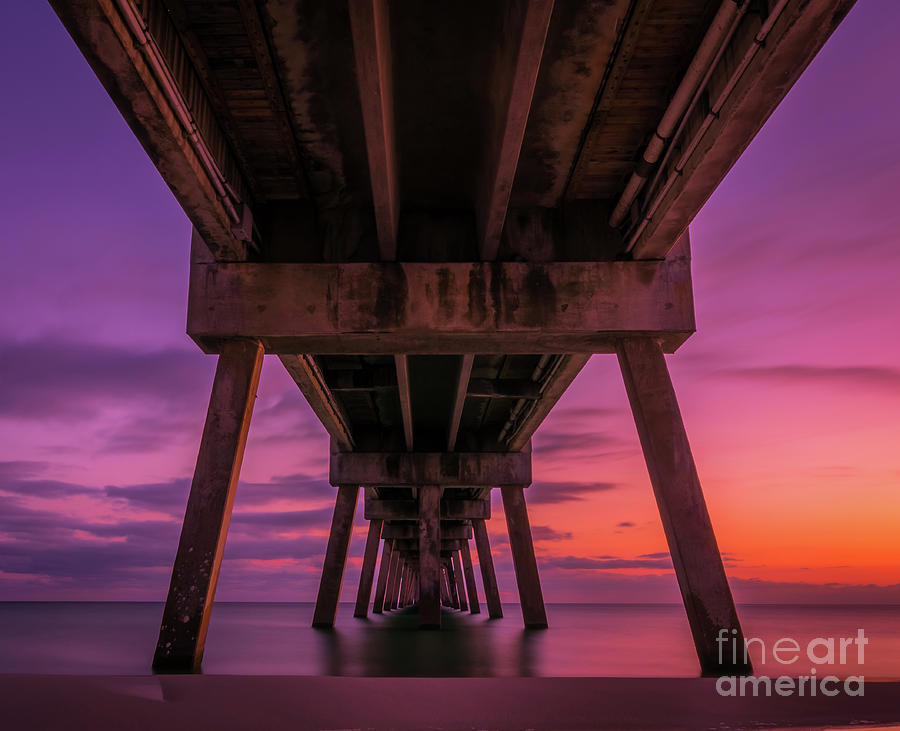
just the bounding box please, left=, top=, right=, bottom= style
left=1, top=675, right=899, bottom=730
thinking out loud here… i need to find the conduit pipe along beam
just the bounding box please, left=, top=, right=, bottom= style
left=608, top=0, right=743, bottom=229
left=113, top=0, right=251, bottom=240
left=497, top=354, right=553, bottom=445
left=624, top=0, right=790, bottom=254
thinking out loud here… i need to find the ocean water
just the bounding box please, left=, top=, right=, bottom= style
left=1, top=603, right=898, bottom=678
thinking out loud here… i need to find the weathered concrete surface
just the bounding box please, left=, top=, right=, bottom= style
left=153, top=340, right=263, bottom=672
left=348, top=0, right=399, bottom=260
left=312, top=485, right=360, bottom=627
left=476, top=0, right=554, bottom=261
left=364, top=494, right=490, bottom=521
left=354, top=519, right=383, bottom=618
left=418, top=487, right=442, bottom=628
left=451, top=551, right=469, bottom=611
left=372, top=537, right=393, bottom=614
left=385, top=544, right=401, bottom=612
left=460, top=539, right=481, bottom=614
left=472, top=519, right=503, bottom=619
left=187, top=258, right=695, bottom=354
left=501, top=485, right=547, bottom=628
left=331, top=449, right=532, bottom=487
left=617, top=337, right=749, bottom=675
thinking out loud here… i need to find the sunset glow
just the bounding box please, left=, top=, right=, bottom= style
left=1, top=2, right=898, bottom=606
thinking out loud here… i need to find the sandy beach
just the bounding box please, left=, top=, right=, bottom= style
left=1, top=676, right=899, bottom=730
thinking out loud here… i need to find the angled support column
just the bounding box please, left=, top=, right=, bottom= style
left=404, top=564, right=415, bottom=606
left=501, top=486, right=547, bottom=628
left=445, top=557, right=460, bottom=609
left=372, top=537, right=393, bottom=614
left=312, top=485, right=360, bottom=627
left=418, top=486, right=442, bottom=628
left=390, top=557, right=404, bottom=609
left=354, top=519, right=383, bottom=617
left=460, top=539, right=480, bottom=614
left=617, top=337, right=750, bottom=676
left=385, top=544, right=401, bottom=611
left=153, top=340, right=264, bottom=672
left=472, top=519, right=503, bottom=618
left=400, top=564, right=410, bottom=607
left=452, top=551, right=468, bottom=611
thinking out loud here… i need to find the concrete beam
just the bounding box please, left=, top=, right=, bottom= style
left=331, top=448, right=532, bottom=488
left=381, top=524, right=473, bottom=541
left=447, top=354, right=474, bottom=452
left=394, top=355, right=414, bottom=451
left=364, top=497, right=491, bottom=521
left=390, top=538, right=466, bottom=553
left=349, top=0, right=399, bottom=260
left=188, top=257, right=694, bottom=355
left=477, top=0, right=555, bottom=260
left=617, top=336, right=750, bottom=675
left=153, top=340, right=263, bottom=671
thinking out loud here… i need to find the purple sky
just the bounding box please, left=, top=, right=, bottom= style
left=1, top=2, right=899, bottom=603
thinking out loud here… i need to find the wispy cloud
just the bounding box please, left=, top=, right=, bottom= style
left=527, top=480, right=618, bottom=504
left=532, top=430, right=632, bottom=460
left=531, top=525, right=573, bottom=542
left=542, top=554, right=674, bottom=571
left=0, top=340, right=211, bottom=419
left=720, top=364, right=900, bottom=391
left=0, top=468, right=338, bottom=598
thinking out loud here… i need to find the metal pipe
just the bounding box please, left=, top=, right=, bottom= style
left=113, top=0, right=244, bottom=227
left=609, top=0, right=742, bottom=228
left=497, top=354, right=556, bottom=445
left=639, top=0, right=750, bottom=213
left=624, top=0, right=790, bottom=253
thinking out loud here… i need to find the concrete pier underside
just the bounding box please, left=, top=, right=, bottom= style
left=49, top=0, right=856, bottom=675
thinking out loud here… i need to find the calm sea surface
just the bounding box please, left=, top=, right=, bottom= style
left=1, top=603, right=898, bottom=677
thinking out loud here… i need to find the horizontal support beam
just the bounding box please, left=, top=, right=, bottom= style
left=332, top=447, right=532, bottom=488
left=188, top=255, right=694, bottom=355
left=364, top=496, right=491, bottom=521
left=477, top=0, right=555, bottom=261
left=392, top=538, right=466, bottom=553
left=349, top=0, right=399, bottom=260
left=382, top=524, right=472, bottom=541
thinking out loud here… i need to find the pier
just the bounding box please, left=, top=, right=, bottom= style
left=50, top=0, right=854, bottom=674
